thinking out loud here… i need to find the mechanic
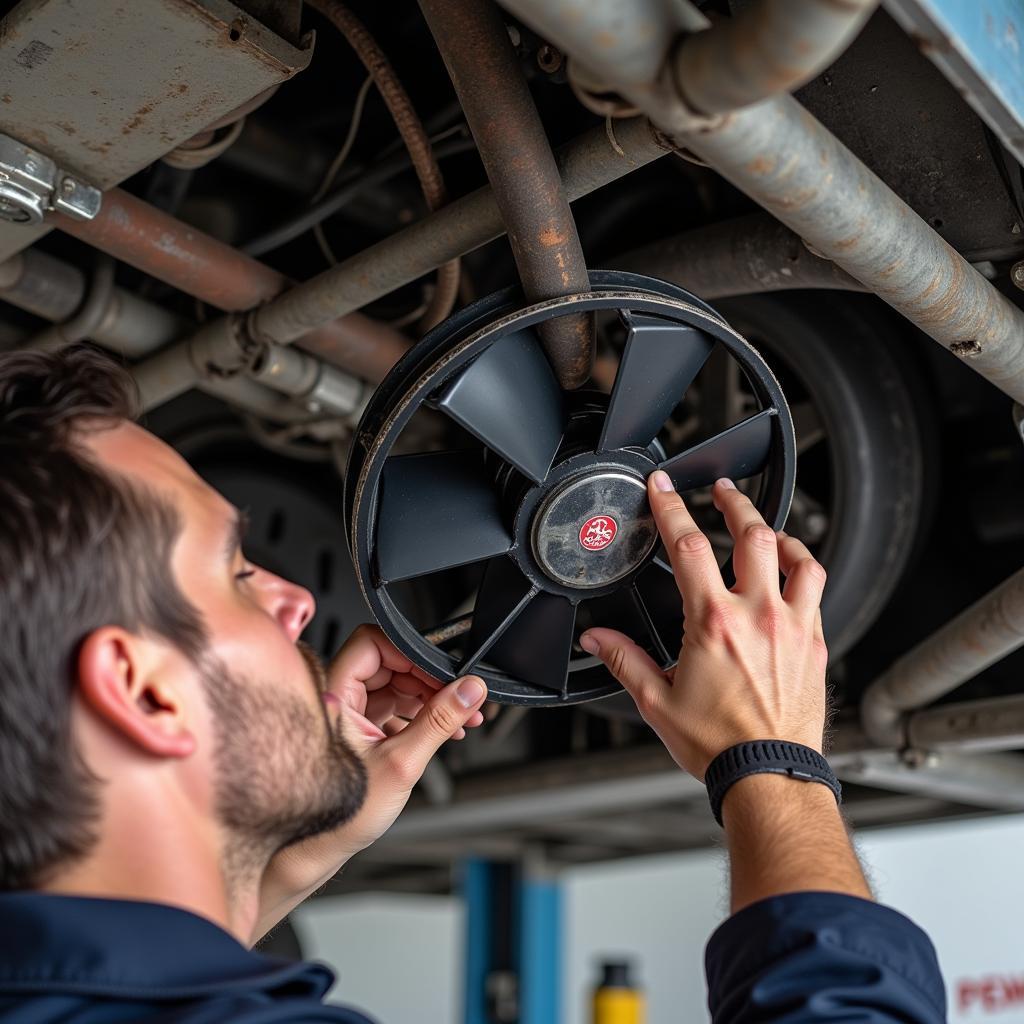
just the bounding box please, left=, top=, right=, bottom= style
left=0, top=347, right=945, bottom=1024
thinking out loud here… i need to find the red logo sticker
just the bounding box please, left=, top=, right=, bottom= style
left=579, top=515, right=617, bottom=551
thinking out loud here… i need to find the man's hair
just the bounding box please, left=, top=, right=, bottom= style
left=0, top=346, right=207, bottom=890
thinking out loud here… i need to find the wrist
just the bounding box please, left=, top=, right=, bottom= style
left=721, top=771, right=839, bottom=830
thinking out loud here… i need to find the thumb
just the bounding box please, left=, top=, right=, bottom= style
left=581, top=628, right=667, bottom=715
left=376, top=675, right=487, bottom=784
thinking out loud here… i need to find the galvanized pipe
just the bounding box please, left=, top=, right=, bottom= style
left=861, top=566, right=1024, bottom=747
left=0, top=248, right=314, bottom=422
left=672, top=0, right=878, bottom=116
left=499, top=0, right=1024, bottom=403
left=49, top=189, right=408, bottom=383
left=906, top=694, right=1024, bottom=755
left=615, top=213, right=865, bottom=297
left=418, top=0, right=594, bottom=388
left=247, top=116, right=670, bottom=347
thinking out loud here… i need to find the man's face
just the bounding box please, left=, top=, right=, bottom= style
left=85, top=421, right=366, bottom=862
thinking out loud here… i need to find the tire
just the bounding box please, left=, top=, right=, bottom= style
left=717, top=293, right=926, bottom=660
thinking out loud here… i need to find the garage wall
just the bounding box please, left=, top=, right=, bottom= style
left=292, top=813, right=1024, bottom=1024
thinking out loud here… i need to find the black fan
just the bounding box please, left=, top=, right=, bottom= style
left=344, top=272, right=796, bottom=705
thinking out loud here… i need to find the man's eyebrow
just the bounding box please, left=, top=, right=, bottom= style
left=224, top=509, right=251, bottom=563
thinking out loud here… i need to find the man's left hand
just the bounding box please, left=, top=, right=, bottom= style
left=253, top=625, right=486, bottom=942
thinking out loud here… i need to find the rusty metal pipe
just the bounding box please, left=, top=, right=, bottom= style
left=418, top=0, right=594, bottom=388
left=861, top=566, right=1024, bottom=747
left=247, top=116, right=669, bottom=352
left=614, top=213, right=865, bottom=297
left=905, top=694, right=1024, bottom=756
left=49, top=189, right=407, bottom=383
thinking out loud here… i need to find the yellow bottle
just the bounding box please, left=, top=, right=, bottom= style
left=591, top=961, right=644, bottom=1024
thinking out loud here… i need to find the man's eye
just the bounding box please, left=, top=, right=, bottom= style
left=236, top=569, right=257, bottom=581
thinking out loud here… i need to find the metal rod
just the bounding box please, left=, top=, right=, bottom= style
left=499, top=0, right=1024, bottom=403
left=26, top=255, right=116, bottom=350
left=419, top=0, right=594, bottom=388
left=247, top=116, right=670, bottom=347
left=906, top=694, right=1024, bottom=755
left=614, top=213, right=866, bottom=297
left=860, top=565, right=1024, bottom=747
left=48, top=188, right=408, bottom=383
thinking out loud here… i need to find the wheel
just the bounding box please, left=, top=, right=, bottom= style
left=344, top=271, right=797, bottom=706
left=713, top=294, right=927, bottom=660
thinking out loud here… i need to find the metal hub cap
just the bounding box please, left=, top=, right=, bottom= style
left=531, top=470, right=657, bottom=588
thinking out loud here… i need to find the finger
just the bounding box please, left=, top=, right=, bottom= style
left=390, top=673, right=443, bottom=701
left=364, top=689, right=398, bottom=726
left=374, top=676, right=487, bottom=781
left=647, top=470, right=725, bottom=615
left=326, top=624, right=413, bottom=695
left=712, top=479, right=779, bottom=597
left=580, top=628, right=668, bottom=718
left=776, top=531, right=827, bottom=616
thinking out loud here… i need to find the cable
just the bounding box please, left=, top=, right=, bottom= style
left=306, top=0, right=461, bottom=331
left=240, top=133, right=476, bottom=257
left=314, top=74, right=375, bottom=203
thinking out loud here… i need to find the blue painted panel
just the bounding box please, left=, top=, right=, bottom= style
left=519, top=877, right=562, bottom=1024
left=461, top=859, right=492, bottom=1024
left=885, top=0, right=1024, bottom=159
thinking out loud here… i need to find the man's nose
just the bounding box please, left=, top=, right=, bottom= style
left=268, top=575, right=316, bottom=641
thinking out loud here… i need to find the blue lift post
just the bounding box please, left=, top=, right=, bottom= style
left=461, top=858, right=563, bottom=1024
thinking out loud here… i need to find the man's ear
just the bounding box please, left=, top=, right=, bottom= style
left=77, top=627, right=196, bottom=759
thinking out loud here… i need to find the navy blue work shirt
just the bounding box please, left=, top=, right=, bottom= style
left=0, top=890, right=945, bottom=1022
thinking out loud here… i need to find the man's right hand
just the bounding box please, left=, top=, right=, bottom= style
left=580, top=471, right=829, bottom=781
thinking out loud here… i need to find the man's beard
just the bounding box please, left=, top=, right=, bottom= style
left=199, top=642, right=368, bottom=879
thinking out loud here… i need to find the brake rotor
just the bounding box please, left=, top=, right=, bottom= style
left=344, top=271, right=796, bottom=705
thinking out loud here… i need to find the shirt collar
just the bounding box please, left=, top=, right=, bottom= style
left=0, top=891, right=334, bottom=1000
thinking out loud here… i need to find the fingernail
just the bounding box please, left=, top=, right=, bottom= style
left=651, top=470, right=674, bottom=492
left=716, top=477, right=736, bottom=490
left=580, top=632, right=600, bottom=655
left=456, top=676, right=486, bottom=707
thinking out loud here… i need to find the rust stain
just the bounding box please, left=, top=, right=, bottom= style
left=123, top=102, right=155, bottom=135
left=950, top=340, right=982, bottom=357
left=0, top=94, right=10, bottom=105
left=53, top=120, right=77, bottom=136
left=538, top=227, right=568, bottom=247
left=746, top=155, right=776, bottom=176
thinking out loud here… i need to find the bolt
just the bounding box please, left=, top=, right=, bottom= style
left=61, top=177, right=76, bottom=195
left=537, top=44, right=563, bottom=74
left=1012, top=261, right=1024, bottom=290
left=305, top=399, right=322, bottom=415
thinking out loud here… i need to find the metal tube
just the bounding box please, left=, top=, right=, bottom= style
left=248, top=117, right=670, bottom=346
left=860, top=566, right=1024, bottom=747
left=906, top=694, right=1024, bottom=755
left=49, top=189, right=408, bottom=383
left=27, top=256, right=116, bottom=351
left=419, top=0, right=594, bottom=388
left=499, top=0, right=1024, bottom=403
left=673, top=0, right=877, bottom=115
left=0, top=248, right=311, bottom=420
left=614, top=213, right=865, bottom=297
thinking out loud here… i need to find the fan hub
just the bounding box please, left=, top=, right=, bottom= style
left=530, top=469, right=658, bottom=589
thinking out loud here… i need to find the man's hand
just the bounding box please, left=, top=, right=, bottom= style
left=253, top=625, right=486, bottom=942
left=580, top=473, right=828, bottom=779
left=581, top=472, right=869, bottom=912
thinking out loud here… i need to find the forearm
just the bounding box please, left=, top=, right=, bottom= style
left=722, top=774, right=871, bottom=913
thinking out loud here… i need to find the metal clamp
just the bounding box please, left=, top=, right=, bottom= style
left=0, top=134, right=101, bottom=225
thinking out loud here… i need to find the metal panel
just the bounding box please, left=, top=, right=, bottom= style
left=884, top=0, right=1024, bottom=164
left=0, top=0, right=313, bottom=258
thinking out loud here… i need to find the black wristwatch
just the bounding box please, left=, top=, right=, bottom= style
left=703, top=740, right=842, bottom=826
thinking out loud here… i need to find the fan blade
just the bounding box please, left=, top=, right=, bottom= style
left=461, top=556, right=537, bottom=675
left=659, top=408, right=776, bottom=492
left=375, top=451, right=512, bottom=583
left=435, top=328, right=565, bottom=484
left=483, top=591, right=577, bottom=695
left=634, top=560, right=683, bottom=665
left=598, top=313, right=714, bottom=452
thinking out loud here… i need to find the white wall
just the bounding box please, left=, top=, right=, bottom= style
left=293, top=814, right=1024, bottom=1024
left=293, top=892, right=463, bottom=1023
